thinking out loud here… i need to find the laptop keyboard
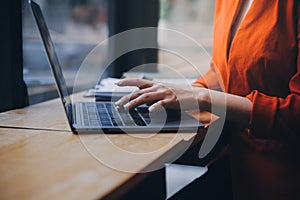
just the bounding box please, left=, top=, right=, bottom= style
left=82, top=102, right=150, bottom=127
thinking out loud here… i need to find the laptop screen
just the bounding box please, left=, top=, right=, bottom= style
left=30, top=0, right=73, bottom=123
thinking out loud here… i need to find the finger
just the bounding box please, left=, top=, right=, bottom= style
left=124, top=91, right=165, bottom=110
left=148, top=100, right=169, bottom=112
left=115, top=87, right=156, bottom=106
left=128, top=87, right=158, bottom=101
left=114, top=93, right=132, bottom=107
left=116, top=78, right=154, bottom=89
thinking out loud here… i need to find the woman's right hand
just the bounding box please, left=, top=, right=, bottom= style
left=115, top=79, right=209, bottom=112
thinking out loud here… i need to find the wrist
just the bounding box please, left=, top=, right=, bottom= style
left=192, top=83, right=206, bottom=88
left=196, top=88, right=211, bottom=111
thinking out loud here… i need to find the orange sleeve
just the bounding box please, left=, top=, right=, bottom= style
left=193, top=62, right=222, bottom=90
left=246, top=4, right=300, bottom=145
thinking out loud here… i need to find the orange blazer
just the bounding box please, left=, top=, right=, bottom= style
left=195, top=0, right=300, bottom=199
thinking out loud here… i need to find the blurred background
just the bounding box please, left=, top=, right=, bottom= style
left=22, top=0, right=215, bottom=104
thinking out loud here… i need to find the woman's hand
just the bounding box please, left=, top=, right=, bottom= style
left=115, top=79, right=208, bottom=112
left=114, top=78, right=252, bottom=128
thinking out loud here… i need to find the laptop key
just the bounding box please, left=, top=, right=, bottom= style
left=105, top=103, right=125, bottom=126
left=90, top=120, right=100, bottom=126
left=129, top=109, right=146, bottom=126
left=101, top=120, right=113, bottom=126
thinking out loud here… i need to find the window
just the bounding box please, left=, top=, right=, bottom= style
left=22, top=0, right=214, bottom=105
left=158, top=0, right=215, bottom=79
left=22, top=0, right=108, bottom=104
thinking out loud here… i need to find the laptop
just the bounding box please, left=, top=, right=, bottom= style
left=30, top=0, right=204, bottom=134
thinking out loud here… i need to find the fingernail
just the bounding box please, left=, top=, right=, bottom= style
left=148, top=106, right=154, bottom=112
left=115, top=104, right=126, bottom=111
left=115, top=81, right=123, bottom=86
left=124, top=103, right=130, bottom=110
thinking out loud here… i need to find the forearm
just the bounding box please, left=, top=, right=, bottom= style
left=198, top=88, right=252, bottom=128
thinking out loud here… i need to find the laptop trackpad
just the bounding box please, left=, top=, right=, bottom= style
left=135, top=107, right=199, bottom=127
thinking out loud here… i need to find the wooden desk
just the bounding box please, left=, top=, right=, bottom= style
left=0, top=127, right=204, bottom=199
left=0, top=98, right=70, bottom=131
left=0, top=95, right=213, bottom=199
